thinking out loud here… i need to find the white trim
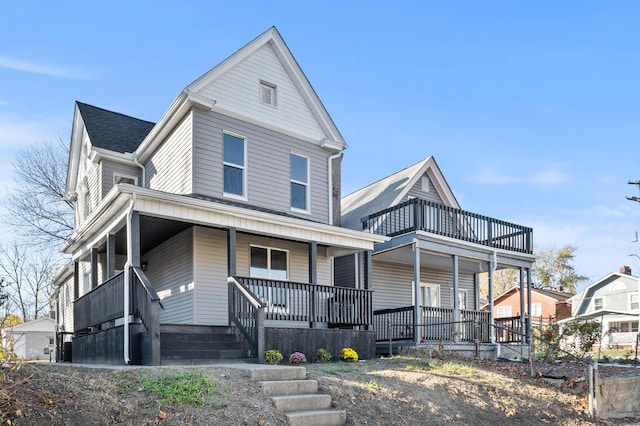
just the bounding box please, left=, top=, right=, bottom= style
left=249, top=245, right=290, bottom=280
left=222, top=131, right=248, bottom=200
left=290, top=151, right=310, bottom=213
left=259, top=81, right=277, bottom=107
left=630, top=293, right=639, bottom=311
left=62, top=185, right=387, bottom=256
left=113, top=172, right=138, bottom=186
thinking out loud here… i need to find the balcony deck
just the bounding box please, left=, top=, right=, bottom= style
left=362, top=198, right=532, bottom=254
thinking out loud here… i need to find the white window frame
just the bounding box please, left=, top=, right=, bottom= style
left=594, top=297, right=604, bottom=311
left=249, top=245, right=290, bottom=311
left=450, top=288, right=468, bottom=310
left=421, top=175, right=430, bottom=192
left=113, top=173, right=138, bottom=186
left=630, top=293, right=639, bottom=311
left=259, top=81, right=277, bottom=107
left=531, top=302, right=542, bottom=317
left=290, top=152, right=310, bottom=213
left=412, top=283, right=440, bottom=308
left=496, top=305, right=512, bottom=318
left=222, top=131, right=247, bottom=200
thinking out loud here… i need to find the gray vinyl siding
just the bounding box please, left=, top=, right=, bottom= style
left=146, top=111, right=193, bottom=193
left=406, top=174, right=444, bottom=204
left=58, top=278, right=74, bottom=333
left=580, top=275, right=638, bottom=315
left=193, top=227, right=228, bottom=325
left=101, top=160, right=140, bottom=197
left=372, top=261, right=476, bottom=311
left=235, top=234, right=331, bottom=285
left=197, top=43, right=325, bottom=141
left=192, top=110, right=330, bottom=223
left=142, top=228, right=194, bottom=324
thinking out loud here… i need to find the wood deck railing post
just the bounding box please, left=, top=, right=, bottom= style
left=257, top=307, right=265, bottom=363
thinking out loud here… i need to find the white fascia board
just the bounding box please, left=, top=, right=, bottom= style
left=66, top=106, right=85, bottom=199
left=126, top=186, right=386, bottom=249
left=135, top=92, right=190, bottom=163
left=89, top=147, right=137, bottom=164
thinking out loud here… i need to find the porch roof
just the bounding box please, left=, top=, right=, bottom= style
left=61, top=184, right=387, bottom=259
left=372, top=230, right=535, bottom=272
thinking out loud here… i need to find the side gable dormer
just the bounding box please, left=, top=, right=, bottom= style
left=341, top=157, right=459, bottom=230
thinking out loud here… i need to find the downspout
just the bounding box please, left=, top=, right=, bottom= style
left=327, top=151, right=342, bottom=225
left=123, top=194, right=136, bottom=365
left=132, top=153, right=145, bottom=187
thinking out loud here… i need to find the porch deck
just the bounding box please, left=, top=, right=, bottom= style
left=362, top=198, right=533, bottom=254
left=373, top=307, right=527, bottom=347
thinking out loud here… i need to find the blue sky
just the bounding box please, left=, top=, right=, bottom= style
left=1, top=1, right=639, bottom=290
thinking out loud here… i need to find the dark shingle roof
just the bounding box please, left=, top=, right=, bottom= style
left=76, top=101, right=156, bottom=153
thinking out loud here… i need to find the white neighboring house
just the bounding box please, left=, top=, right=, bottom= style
left=2, top=317, right=56, bottom=361
left=563, top=267, right=640, bottom=349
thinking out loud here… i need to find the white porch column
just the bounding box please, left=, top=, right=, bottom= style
left=519, top=267, right=526, bottom=349
left=526, top=267, right=532, bottom=343
left=413, top=241, right=421, bottom=345
left=452, top=255, right=460, bottom=342
left=488, top=259, right=495, bottom=343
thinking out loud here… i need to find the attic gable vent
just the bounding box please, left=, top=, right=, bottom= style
left=260, top=81, right=277, bottom=106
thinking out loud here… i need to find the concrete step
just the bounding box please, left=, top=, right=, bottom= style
left=259, top=379, right=318, bottom=396
left=249, top=366, right=307, bottom=382
left=271, top=394, right=332, bottom=412
left=286, top=409, right=347, bottom=426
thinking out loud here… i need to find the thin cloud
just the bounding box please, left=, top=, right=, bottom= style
left=472, top=165, right=568, bottom=187
left=0, top=55, right=86, bottom=79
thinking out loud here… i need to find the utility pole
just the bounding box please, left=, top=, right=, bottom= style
left=628, top=181, right=640, bottom=361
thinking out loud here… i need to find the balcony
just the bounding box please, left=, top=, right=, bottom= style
left=362, top=198, right=532, bottom=254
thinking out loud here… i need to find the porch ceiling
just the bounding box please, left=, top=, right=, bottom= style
left=373, top=244, right=483, bottom=273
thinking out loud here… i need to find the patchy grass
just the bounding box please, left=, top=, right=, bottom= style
left=138, top=371, right=220, bottom=408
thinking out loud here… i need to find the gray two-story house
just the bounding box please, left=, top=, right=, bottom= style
left=53, top=27, right=384, bottom=365
left=564, top=266, right=639, bottom=349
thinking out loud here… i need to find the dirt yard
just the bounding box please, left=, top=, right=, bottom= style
left=1, top=355, right=639, bottom=425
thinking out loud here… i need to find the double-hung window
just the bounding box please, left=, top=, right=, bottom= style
left=497, top=305, right=512, bottom=318
left=250, top=246, right=289, bottom=309
left=594, top=297, right=604, bottom=311
left=420, top=284, right=440, bottom=307
left=290, top=153, right=309, bottom=212
left=631, top=294, right=639, bottom=311
left=223, top=133, right=246, bottom=198
left=531, top=302, right=542, bottom=317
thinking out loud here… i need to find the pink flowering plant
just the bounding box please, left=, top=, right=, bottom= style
left=289, top=351, right=307, bottom=364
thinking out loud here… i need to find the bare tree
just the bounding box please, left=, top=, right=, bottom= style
left=0, top=242, right=59, bottom=321
left=4, top=138, right=73, bottom=248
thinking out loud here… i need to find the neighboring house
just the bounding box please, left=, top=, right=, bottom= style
left=563, top=266, right=639, bottom=349
left=339, top=157, right=536, bottom=350
left=52, top=27, right=385, bottom=365
left=487, top=287, right=573, bottom=323
left=2, top=317, right=56, bottom=361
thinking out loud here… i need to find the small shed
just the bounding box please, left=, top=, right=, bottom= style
left=3, top=317, right=56, bottom=361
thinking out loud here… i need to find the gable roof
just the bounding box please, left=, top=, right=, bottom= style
left=484, top=286, right=573, bottom=309
left=76, top=102, right=155, bottom=153
left=340, top=157, right=459, bottom=230
left=569, top=271, right=638, bottom=316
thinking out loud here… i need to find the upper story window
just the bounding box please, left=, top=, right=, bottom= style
left=260, top=81, right=277, bottom=107
left=223, top=132, right=246, bottom=199
left=594, top=297, right=604, bottom=311
left=421, top=175, right=430, bottom=192
left=113, top=173, right=138, bottom=186
left=83, top=188, right=90, bottom=219
left=290, top=153, right=309, bottom=212
left=631, top=294, right=639, bottom=310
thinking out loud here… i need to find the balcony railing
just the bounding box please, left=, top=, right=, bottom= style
left=234, top=276, right=373, bottom=326
left=362, top=198, right=533, bottom=254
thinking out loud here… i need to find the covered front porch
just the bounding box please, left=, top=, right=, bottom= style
left=62, top=185, right=384, bottom=364
left=362, top=197, right=535, bottom=355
